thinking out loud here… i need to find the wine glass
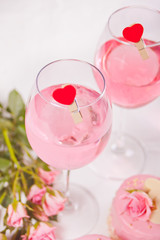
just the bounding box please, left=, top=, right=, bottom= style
left=25, top=59, right=112, bottom=240
left=91, top=6, right=160, bottom=180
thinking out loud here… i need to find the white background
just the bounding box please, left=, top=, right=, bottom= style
left=0, top=0, right=160, bottom=238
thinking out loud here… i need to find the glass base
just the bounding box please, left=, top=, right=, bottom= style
left=89, top=132, right=145, bottom=180
left=54, top=184, right=99, bottom=240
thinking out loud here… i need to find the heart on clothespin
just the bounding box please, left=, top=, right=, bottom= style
left=122, top=23, right=149, bottom=60
left=52, top=84, right=83, bottom=124
left=52, top=85, right=76, bottom=105
left=122, top=23, right=144, bottom=43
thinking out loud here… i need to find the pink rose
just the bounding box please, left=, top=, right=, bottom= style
left=27, top=185, right=46, bottom=204
left=28, top=222, right=56, bottom=240
left=33, top=205, right=49, bottom=222
left=122, top=191, right=153, bottom=220
left=7, top=202, right=29, bottom=227
left=42, top=191, right=66, bottom=216
left=38, top=168, right=60, bottom=185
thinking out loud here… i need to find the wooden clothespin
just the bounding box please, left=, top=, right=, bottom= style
left=122, top=23, right=149, bottom=60
left=134, top=39, right=149, bottom=60
left=52, top=84, right=83, bottom=124
left=67, top=98, right=83, bottom=124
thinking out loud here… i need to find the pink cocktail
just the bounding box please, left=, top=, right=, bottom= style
left=25, top=85, right=111, bottom=170
left=92, top=6, right=160, bottom=180
left=95, top=38, right=160, bottom=108
left=25, top=59, right=112, bottom=240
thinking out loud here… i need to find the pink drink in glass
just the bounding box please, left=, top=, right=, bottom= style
left=95, top=39, right=160, bottom=108
left=25, top=84, right=112, bottom=170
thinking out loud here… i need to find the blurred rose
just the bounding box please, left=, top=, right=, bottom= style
left=42, top=191, right=66, bottom=216
left=33, top=205, right=49, bottom=222
left=7, top=202, right=29, bottom=227
left=38, top=168, right=60, bottom=185
left=27, top=185, right=46, bottom=204
left=122, top=191, right=153, bottom=221
left=28, top=222, right=56, bottom=240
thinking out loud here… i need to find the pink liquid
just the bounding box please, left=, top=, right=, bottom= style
left=95, top=39, right=160, bottom=108
left=25, top=85, right=112, bottom=170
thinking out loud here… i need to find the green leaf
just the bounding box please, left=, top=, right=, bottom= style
left=0, top=151, right=10, bottom=160
left=11, top=229, right=21, bottom=240
left=16, top=124, right=26, bottom=136
left=0, top=158, right=12, bottom=171
left=1, top=190, right=13, bottom=208
left=34, top=222, right=40, bottom=229
left=0, top=233, right=7, bottom=240
left=0, top=191, right=7, bottom=205
left=40, top=163, right=50, bottom=171
left=16, top=124, right=30, bottom=147
left=45, top=222, right=54, bottom=227
left=126, top=189, right=142, bottom=193
left=26, top=226, right=31, bottom=237
left=12, top=199, right=18, bottom=211
left=25, top=204, right=33, bottom=211
left=49, top=215, right=58, bottom=222
left=2, top=235, right=7, bottom=240
left=8, top=90, right=25, bottom=117
left=20, top=172, right=28, bottom=193
left=0, top=118, right=14, bottom=130
left=0, top=181, right=5, bottom=191
left=46, top=188, right=56, bottom=196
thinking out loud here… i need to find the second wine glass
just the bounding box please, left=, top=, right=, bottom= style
left=91, top=6, right=160, bottom=180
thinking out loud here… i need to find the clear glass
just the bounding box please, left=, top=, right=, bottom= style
left=92, top=6, right=160, bottom=180
left=25, top=59, right=112, bottom=239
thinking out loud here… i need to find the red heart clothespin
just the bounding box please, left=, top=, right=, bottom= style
left=52, top=84, right=83, bottom=124
left=52, top=85, right=76, bottom=105
left=122, top=23, right=144, bottom=43
left=122, top=23, right=149, bottom=60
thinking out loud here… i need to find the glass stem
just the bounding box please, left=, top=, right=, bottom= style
left=111, top=106, right=126, bottom=153
left=65, top=170, right=70, bottom=198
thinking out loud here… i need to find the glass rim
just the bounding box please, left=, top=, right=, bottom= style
left=107, top=5, right=160, bottom=48
left=36, top=59, right=106, bottom=109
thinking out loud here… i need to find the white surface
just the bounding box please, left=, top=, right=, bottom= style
left=0, top=0, right=160, bottom=238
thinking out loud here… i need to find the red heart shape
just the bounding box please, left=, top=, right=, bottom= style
left=52, top=85, right=76, bottom=105
left=122, top=23, right=144, bottom=43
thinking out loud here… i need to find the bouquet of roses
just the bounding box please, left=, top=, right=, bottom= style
left=0, top=90, right=66, bottom=240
